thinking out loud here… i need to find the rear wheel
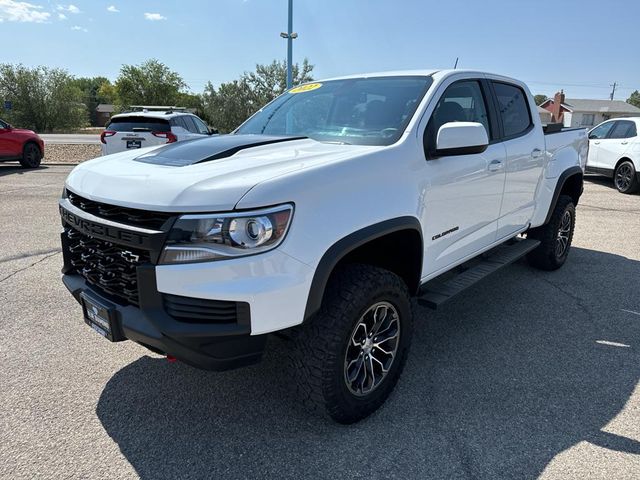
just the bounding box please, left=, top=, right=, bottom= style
left=290, top=264, right=413, bottom=424
left=20, top=143, right=42, bottom=168
left=527, top=195, right=575, bottom=271
left=614, top=160, right=639, bottom=194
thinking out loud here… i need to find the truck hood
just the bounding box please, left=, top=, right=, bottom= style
left=65, top=135, right=376, bottom=212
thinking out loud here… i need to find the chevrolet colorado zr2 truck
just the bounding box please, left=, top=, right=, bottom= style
left=59, top=70, right=588, bottom=423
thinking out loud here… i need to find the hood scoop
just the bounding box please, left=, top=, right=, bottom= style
left=134, top=134, right=307, bottom=167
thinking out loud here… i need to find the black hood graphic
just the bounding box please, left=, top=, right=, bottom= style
left=134, top=134, right=307, bottom=167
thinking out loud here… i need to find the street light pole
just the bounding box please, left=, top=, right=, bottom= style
left=280, top=0, right=297, bottom=89
left=287, top=0, right=293, bottom=89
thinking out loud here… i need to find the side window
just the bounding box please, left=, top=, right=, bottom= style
left=180, top=115, right=198, bottom=133
left=492, top=82, right=532, bottom=138
left=608, top=120, right=636, bottom=139
left=171, top=116, right=188, bottom=131
left=425, top=80, right=491, bottom=156
left=589, top=122, right=614, bottom=139
left=191, top=116, right=210, bottom=135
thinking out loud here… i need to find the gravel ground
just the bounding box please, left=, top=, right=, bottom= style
left=0, top=166, right=639, bottom=479
left=43, top=144, right=102, bottom=164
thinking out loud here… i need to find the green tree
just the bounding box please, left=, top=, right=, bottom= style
left=534, top=94, right=549, bottom=106
left=202, top=59, right=314, bottom=133
left=114, top=59, right=187, bottom=109
left=627, top=90, right=640, bottom=109
left=0, top=64, right=88, bottom=132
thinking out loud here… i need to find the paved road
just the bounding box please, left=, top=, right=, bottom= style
left=0, top=165, right=639, bottom=479
left=40, top=134, right=100, bottom=145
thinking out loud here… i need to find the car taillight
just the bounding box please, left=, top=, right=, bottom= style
left=152, top=131, right=177, bottom=143
left=100, top=130, right=116, bottom=144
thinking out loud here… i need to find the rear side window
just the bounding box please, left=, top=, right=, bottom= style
left=608, top=120, right=637, bottom=139
left=493, top=82, right=532, bottom=138
left=191, top=116, right=210, bottom=135
left=106, top=116, right=170, bottom=132
left=180, top=115, right=199, bottom=133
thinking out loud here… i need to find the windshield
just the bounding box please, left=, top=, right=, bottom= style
left=236, top=76, right=433, bottom=146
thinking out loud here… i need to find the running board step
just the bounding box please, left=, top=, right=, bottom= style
left=417, top=238, right=541, bottom=310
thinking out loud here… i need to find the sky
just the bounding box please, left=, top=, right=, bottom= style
left=1, top=0, right=638, bottom=100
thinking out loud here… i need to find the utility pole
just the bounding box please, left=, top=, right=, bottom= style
left=280, top=0, right=297, bottom=89
left=610, top=82, right=617, bottom=101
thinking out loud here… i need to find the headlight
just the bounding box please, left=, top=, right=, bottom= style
left=160, top=204, right=294, bottom=264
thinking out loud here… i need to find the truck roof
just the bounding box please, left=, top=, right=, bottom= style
left=315, top=69, right=518, bottom=83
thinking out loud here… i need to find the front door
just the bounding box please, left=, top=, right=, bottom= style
left=420, top=79, right=506, bottom=278
left=0, top=119, right=12, bottom=157
left=586, top=120, right=616, bottom=169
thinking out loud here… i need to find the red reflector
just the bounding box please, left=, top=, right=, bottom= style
left=166, top=355, right=177, bottom=363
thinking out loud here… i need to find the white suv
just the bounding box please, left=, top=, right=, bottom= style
left=100, top=109, right=213, bottom=156
left=586, top=117, right=640, bottom=193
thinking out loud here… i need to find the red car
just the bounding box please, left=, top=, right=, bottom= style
left=0, top=118, right=44, bottom=168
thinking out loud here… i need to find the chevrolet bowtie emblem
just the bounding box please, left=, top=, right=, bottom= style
left=120, top=250, right=140, bottom=263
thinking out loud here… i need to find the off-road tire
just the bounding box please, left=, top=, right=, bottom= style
left=20, top=142, right=42, bottom=169
left=527, top=194, right=575, bottom=270
left=614, top=160, right=639, bottom=194
left=289, top=264, right=413, bottom=424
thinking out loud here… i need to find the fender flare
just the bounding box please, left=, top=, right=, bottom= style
left=303, top=216, right=423, bottom=323
left=544, top=166, right=583, bottom=225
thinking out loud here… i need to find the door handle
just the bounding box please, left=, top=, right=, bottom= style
left=531, top=148, right=543, bottom=159
left=488, top=160, right=504, bottom=172
left=621, top=141, right=629, bottom=145
left=594, top=141, right=600, bottom=144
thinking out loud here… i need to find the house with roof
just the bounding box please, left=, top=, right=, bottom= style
left=96, top=104, right=115, bottom=127
left=540, top=91, right=640, bottom=128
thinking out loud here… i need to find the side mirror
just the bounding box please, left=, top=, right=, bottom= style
left=435, top=122, right=489, bottom=157
left=208, top=126, right=219, bottom=135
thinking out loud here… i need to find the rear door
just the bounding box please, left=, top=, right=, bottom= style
left=102, top=116, right=172, bottom=155
left=491, top=80, right=546, bottom=238
left=595, top=120, right=636, bottom=171
left=420, top=77, right=507, bottom=276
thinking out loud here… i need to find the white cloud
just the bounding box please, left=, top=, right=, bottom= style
left=107, top=5, right=118, bottom=13
left=144, top=12, right=165, bottom=21
left=57, top=12, right=66, bottom=19
left=57, top=4, right=79, bottom=14
left=70, top=24, right=86, bottom=32
left=0, top=0, right=51, bottom=23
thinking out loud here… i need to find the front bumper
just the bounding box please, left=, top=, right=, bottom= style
left=63, top=267, right=268, bottom=371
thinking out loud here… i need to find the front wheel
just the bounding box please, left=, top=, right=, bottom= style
left=614, top=160, right=639, bottom=194
left=290, top=264, right=413, bottom=424
left=20, top=143, right=42, bottom=168
left=527, top=195, right=576, bottom=270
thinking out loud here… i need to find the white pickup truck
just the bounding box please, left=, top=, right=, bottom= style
left=59, top=70, right=588, bottom=423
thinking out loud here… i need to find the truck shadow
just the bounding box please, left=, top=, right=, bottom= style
left=96, top=247, right=640, bottom=479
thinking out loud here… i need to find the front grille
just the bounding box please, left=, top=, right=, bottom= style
left=64, top=226, right=150, bottom=305
left=66, top=190, right=174, bottom=230
left=163, top=294, right=249, bottom=324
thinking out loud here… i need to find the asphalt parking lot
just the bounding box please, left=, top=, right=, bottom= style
left=0, top=164, right=639, bottom=479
